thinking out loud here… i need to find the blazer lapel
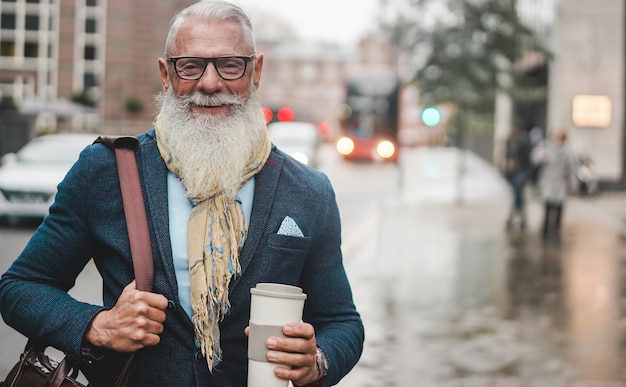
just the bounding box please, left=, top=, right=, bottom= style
left=233, top=148, right=283, bottom=287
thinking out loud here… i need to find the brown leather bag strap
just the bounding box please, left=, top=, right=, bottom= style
left=94, top=136, right=153, bottom=292
left=46, top=356, right=75, bottom=387
left=94, top=135, right=153, bottom=387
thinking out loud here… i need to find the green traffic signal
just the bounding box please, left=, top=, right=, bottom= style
left=422, top=106, right=441, bottom=127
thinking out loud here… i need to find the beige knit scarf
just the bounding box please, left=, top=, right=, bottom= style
left=155, top=115, right=271, bottom=371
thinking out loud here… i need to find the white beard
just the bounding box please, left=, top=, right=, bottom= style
left=154, top=87, right=267, bottom=200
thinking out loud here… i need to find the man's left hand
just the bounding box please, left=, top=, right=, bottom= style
left=245, top=322, right=321, bottom=385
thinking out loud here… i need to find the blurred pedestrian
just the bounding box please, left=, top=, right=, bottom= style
left=528, top=126, right=544, bottom=188
left=502, top=123, right=531, bottom=230
left=531, top=128, right=579, bottom=239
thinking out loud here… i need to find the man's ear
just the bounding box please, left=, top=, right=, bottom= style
left=158, top=58, right=169, bottom=92
left=252, top=53, right=264, bottom=89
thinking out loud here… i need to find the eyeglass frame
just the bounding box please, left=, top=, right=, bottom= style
left=166, top=54, right=256, bottom=81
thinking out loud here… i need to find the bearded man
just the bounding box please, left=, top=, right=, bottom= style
left=0, top=1, right=364, bottom=386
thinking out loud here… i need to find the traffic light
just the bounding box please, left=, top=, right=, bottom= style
left=261, top=107, right=273, bottom=123
left=277, top=106, right=295, bottom=122
left=262, top=106, right=295, bottom=123
left=421, top=106, right=441, bottom=127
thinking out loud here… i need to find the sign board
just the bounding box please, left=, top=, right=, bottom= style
left=572, top=94, right=611, bottom=128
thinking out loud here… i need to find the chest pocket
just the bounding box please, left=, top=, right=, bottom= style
left=268, top=234, right=312, bottom=252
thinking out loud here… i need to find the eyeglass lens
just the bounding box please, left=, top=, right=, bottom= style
left=175, top=57, right=247, bottom=80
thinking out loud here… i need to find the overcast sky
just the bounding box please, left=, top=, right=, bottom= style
left=237, top=0, right=379, bottom=45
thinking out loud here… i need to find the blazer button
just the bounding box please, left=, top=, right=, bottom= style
left=167, top=299, right=176, bottom=310
left=194, top=351, right=203, bottom=362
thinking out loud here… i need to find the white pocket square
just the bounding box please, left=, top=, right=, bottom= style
left=277, top=216, right=304, bottom=237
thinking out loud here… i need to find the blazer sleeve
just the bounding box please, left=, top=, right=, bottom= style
left=0, top=141, right=119, bottom=359
left=298, top=173, right=365, bottom=386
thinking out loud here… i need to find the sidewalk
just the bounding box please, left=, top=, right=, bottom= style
left=339, top=146, right=626, bottom=386
left=563, top=191, right=626, bottom=236
left=398, top=146, right=626, bottom=237
left=520, top=174, right=626, bottom=238
left=398, top=146, right=509, bottom=206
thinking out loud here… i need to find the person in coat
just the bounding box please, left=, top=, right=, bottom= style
left=531, top=128, right=579, bottom=239
left=502, top=123, right=531, bottom=230
left=0, top=1, right=364, bottom=386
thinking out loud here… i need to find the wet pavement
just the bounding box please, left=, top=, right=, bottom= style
left=336, top=147, right=626, bottom=387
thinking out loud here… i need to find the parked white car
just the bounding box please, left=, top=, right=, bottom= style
left=0, top=133, right=99, bottom=221
left=267, top=121, right=321, bottom=168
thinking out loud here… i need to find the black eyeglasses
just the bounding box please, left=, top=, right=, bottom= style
left=167, top=54, right=255, bottom=81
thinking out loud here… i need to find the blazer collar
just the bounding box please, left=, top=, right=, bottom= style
left=234, top=147, right=283, bottom=284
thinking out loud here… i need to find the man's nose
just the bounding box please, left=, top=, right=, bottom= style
left=196, top=62, right=224, bottom=93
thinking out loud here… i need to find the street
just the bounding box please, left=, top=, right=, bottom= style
left=1, top=144, right=626, bottom=386
left=332, top=146, right=626, bottom=387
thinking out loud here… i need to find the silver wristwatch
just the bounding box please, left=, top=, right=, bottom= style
left=315, top=346, right=329, bottom=378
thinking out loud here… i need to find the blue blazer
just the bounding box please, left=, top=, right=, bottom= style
left=0, top=129, right=364, bottom=386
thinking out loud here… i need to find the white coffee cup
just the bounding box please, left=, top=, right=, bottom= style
left=248, top=283, right=307, bottom=387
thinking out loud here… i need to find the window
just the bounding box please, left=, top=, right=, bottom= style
left=25, top=15, right=40, bottom=31
left=86, top=0, right=98, bottom=6
left=83, top=72, right=97, bottom=88
left=84, top=45, right=96, bottom=60
left=24, top=42, right=38, bottom=57
left=1, top=13, right=16, bottom=30
left=26, top=0, right=41, bottom=3
left=0, top=40, right=16, bottom=57
left=85, top=18, right=96, bottom=33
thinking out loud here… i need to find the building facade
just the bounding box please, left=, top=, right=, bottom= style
left=500, top=0, right=625, bottom=186
left=256, top=38, right=351, bottom=133
left=547, top=0, right=625, bottom=184
left=0, top=0, right=194, bottom=134
left=0, top=0, right=357, bottom=138
left=2, top=0, right=624, bottom=186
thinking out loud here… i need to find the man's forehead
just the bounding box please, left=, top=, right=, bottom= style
left=171, top=18, right=248, bottom=56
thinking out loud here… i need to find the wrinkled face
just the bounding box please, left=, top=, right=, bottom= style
left=158, top=17, right=264, bottom=118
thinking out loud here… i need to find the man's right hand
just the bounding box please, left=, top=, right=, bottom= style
left=84, top=280, right=168, bottom=352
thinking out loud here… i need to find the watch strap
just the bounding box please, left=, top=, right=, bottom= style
left=315, top=346, right=329, bottom=378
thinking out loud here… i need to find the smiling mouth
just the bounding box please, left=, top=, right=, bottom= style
left=191, top=102, right=226, bottom=109
left=189, top=104, right=231, bottom=116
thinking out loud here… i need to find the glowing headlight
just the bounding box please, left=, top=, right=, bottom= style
left=376, top=140, right=396, bottom=159
left=336, top=137, right=355, bottom=156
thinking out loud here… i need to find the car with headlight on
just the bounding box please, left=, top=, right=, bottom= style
left=335, top=132, right=399, bottom=162
left=0, top=133, right=99, bottom=222
left=267, top=121, right=321, bottom=168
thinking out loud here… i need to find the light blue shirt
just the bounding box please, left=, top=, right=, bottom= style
left=167, top=172, right=255, bottom=318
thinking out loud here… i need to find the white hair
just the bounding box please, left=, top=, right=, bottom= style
left=165, top=1, right=256, bottom=55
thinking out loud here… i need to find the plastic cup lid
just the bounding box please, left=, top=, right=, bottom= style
left=250, top=283, right=307, bottom=300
